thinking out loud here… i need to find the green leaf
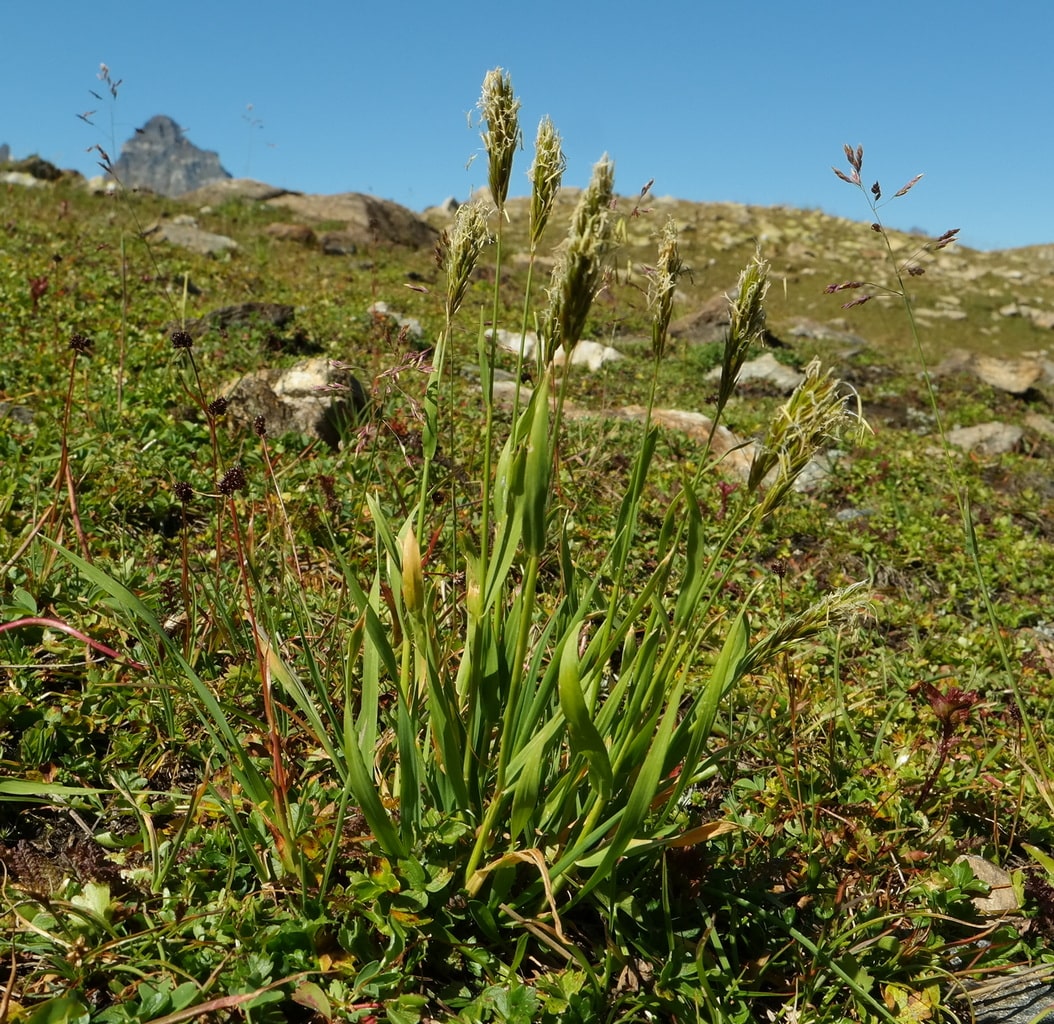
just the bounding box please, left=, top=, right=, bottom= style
left=70, top=880, right=111, bottom=920
left=27, top=997, right=90, bottom=1024
left=292, top=982, right=332, bottom=1018
left=1023, top=842, right=1054, bottom=879
left=558, top=624, right=612, bottom=801
left=0, top=778, right=106, bottom=800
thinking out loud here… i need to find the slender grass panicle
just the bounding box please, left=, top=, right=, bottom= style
left=749, top=357, right=866, bottom=517
left=714, top=249, right=769, bottom=421
left=441, top=198, right=492, bottom=320
left=478, top=67, right=521, bottom=213
left=528, top=116, right=565, bottom=248
left=648, top=218, right=686, bottom=360
left=740, top=581, right=873, bottom=676
left=541, top=155, right=616, bottom=363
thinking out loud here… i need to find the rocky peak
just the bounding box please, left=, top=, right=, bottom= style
left=110, top=115, right=230, bottom=197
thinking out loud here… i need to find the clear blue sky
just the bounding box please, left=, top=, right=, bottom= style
left=5, top=2, right=1049, bottom=251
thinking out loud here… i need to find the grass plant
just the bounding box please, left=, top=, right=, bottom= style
left=0, top=74, right=1052, bottom=1024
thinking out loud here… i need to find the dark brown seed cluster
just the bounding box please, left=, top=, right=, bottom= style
left=174, top=481, right=193, bottom=504
left=218, top=466, right=247, bottom=495
left=170, top=329, right=194, bottom=350
left=207, top=397, right=228, bottom=417
left=70, top=332, right=94, bottom=354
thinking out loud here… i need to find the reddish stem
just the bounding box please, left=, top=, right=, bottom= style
left=0, top=617, right=147, bottom=671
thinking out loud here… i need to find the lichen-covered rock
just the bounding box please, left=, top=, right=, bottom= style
left=223, top=356, right=366, bottom=448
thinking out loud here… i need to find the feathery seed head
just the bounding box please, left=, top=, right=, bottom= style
left=540, top=156, right=617, bottom=362
left=740, top=580, right=873, bottom=676
left=750, top=358, right=868, bottom=516
left=443, top=198, right=492, bottom=319
left=478, top=68, right=521, bottom=211
left=714, top=250, right=769, bottom=417
left=570, top=155, right=615, bottom=239
left=529, top=116, right=565, bottom=247
left=649, top=218, right=686, bottom=360
left=728, top=249, right=769, bottom=349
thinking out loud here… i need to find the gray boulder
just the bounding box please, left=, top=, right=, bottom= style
left=933, top=349, right=1045, bottom=395
left=706, top=352, right=805, bottom=394
left=223, top=356, right=367, bottom=449
left=266, top=192, right=438, bottom=249
left=142, top=215, right=237, bottom=256
left=180, top=178, right=292, bottom=205
left=946, top=422, right=1023, bottom=455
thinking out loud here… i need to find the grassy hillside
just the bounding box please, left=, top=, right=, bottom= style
left=1, top=104, right=1053, bottom=1023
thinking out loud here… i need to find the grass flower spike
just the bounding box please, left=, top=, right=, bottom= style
left=442, top=198, right=491, bottom=320
left=749, top=358, right=866, bottom=516
left=528, top=116, right=565, bottom=248
left=478, top=67, right=521, bottom=213
left=648, top=218, right=686, bottom=360
left=541, top=155, right=616, bottom=363
left=715, top=249, right=769, bottom=421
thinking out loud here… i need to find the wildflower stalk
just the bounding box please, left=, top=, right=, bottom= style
left=218, top=467, right=298, bottom=880
left=596, top=220, right=685, bottom=658
left=541, top=154, right=616, bottom=442
left=475, top=69, right=521, bottom=600
left=710, top=250, right=768, bottom=446
left=58, top=334, right=94, bottom=562
left=418, top=199, right=491, bottom=544
left=510, top=116, right=566, bottom=418
left=830, top=144, right=1046, bottom=773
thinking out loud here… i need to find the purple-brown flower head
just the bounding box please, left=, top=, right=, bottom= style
left=171, top=329, right=193, bottom=350
left=217, top=466, right=247, bottom=496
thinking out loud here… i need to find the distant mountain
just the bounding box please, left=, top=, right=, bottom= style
left=110, top=115, right=230, bottom=197
left=0, top=143, right=10, bottom=164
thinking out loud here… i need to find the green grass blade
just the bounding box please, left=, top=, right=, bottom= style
left=558, top=623, right=612, bottom=801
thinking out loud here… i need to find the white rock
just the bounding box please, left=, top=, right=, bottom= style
left=1, top=171, right=47, bottom=188
left=554, top=340, right=623, bottom=372
left=946, top=422, right=1023, bottom=455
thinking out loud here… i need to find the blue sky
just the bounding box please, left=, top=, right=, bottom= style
left=6, top=2, right=1050, bottom=251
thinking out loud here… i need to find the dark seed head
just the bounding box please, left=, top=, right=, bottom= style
left=207, top=397, right=228, bottom=417
left=170, top=329, right=194, bottom=350
left=173, top=481, right=193, bottom=504
left=218, top=466, right=247, bottom=496
left=253, top=415, right=267, bottom=437
left=70, top=333, right=93, bottom=354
